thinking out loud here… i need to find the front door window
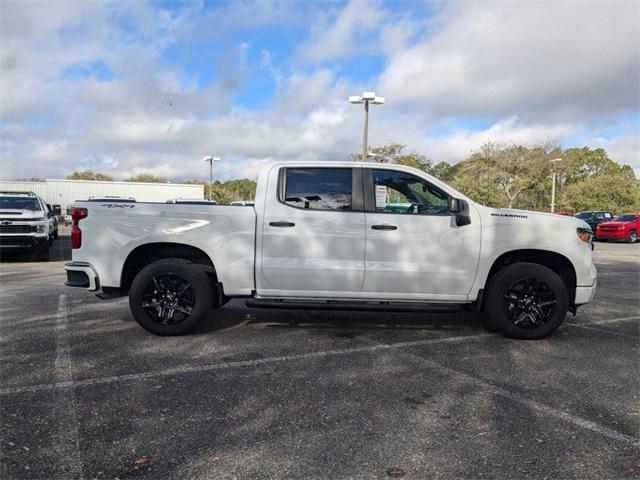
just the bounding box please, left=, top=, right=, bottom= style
left=372, top=169, right=449, bottom=215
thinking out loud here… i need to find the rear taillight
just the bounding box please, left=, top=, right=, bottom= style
left=71, top=208, right=88, bottom=249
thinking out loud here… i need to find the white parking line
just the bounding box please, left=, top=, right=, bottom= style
left=53, top=294, right=84, bottom=479
left=0, top=332, right=493, bottom=396
left=395, top=348, right=639, bottom=448
left=564, top=315, right=640, bottom=338
left=584, top=315, right=640, bottom=325
left=565, top=322, right=639, bottom=339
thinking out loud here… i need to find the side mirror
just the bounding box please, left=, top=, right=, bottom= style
left=52, top=205, right=62, bottom=216
left=449, top=197, right=471, bottom=226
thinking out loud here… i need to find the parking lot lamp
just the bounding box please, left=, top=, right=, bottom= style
left=349, top=92, right=385, bottom=161
left=203, top=155, right=222, bottom=201
left=550, top=158, right=563, bottom=213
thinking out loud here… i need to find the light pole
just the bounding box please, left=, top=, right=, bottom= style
left=349, top=91, right=385, bottom=161
left=549, top=158, right=562, bottom=213
left=203, top=155, right=221, bottom=201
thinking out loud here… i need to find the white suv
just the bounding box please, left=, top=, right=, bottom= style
left=0, top=192, right=54, bottom=260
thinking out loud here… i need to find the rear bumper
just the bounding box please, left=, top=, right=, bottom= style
left=0, top=235, right=48, bottom=252
left=65, top=262, right=100, bottom=291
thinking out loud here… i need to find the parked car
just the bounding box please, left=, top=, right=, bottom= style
left=0, top=191, right=55, bottom=260
left=65, top=161, right=597, bottom=340
left=166, top=198, right=218, bottom=205
left=596, top=214, right=639, bottom=243
left=574, top=211, right=614, bottom=234
left=230, top=201, right=255, bottom=206
left=46, top=203, right=60, bottom=240
left=554, top=211, right=573, bottom=217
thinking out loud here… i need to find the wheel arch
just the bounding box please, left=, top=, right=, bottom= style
left=121, top=242, right=217, bottom=292
left=484, top=249, right=577, bottom=307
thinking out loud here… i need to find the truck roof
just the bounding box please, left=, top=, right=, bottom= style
left=257, top=160, right=472, bottom=204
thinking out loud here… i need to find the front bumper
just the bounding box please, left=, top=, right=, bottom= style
left=575, top=281, right=597, bottom=305
left=0, top=235, right=48, bottom=252
left=65, top=262, right=100, bottom=291
left=596, top=233, right=626, bottom=241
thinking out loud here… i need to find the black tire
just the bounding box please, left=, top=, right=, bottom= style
left=484, top=263, right=568, bottom=339
left=129, top=258, right=213, bottom=335
left=627, top=231, right=637, bottom=244
left=36, top=246, right=50, bottom=261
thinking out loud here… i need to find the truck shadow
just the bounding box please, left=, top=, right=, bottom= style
left=196, top=300, right=489, bottom=336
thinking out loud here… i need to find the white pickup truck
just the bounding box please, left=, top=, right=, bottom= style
left=65, top=162, right=597, bottom=339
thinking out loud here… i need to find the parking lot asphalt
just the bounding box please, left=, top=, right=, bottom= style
left=1, top=240, right=638, bottom=479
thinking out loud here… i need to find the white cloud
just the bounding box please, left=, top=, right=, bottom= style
left=0, top=0, right=638, bottom=183
left=379, top=1, right=640, bottom=121
left=297, top=0, right=386, bottom=63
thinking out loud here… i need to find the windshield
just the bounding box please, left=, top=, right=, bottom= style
left=0, top=196, right=41, bottom=211
left=575, top=212, right=592, bottom=220
left=615, top=215, right=637, bottom=222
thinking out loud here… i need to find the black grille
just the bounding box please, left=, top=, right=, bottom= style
left=0, top=225, right=37, bottom=234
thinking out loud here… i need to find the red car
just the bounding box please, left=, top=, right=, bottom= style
left=596, top=213, right=639, bottom=243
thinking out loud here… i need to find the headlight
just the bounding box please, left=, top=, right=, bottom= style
left=36, top=223, right=46, bottom=234
left=577, top=227, right=593, bottom=243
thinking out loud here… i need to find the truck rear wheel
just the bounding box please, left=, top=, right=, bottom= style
left=485, top=263, right=568, bottom=339
left=129, top=258, right=213, bottom=335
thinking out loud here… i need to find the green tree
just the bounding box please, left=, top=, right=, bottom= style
left=126, top=173, right=168, bottom=183
left=210, top=178, right=257, bottom=203
left=183, top=178, right=257, bottom=203
left=66, top=170, right=114, bottom=181
left=454, top=142, right=557, bottom=209
left=564, top=174, right=640, bottom=213
left=429, top=161, right=458, bottom=182
left=349, top=143, right=433, bottom=172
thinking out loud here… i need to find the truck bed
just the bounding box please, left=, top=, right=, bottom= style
left=72, top=202, right=257, bottom=295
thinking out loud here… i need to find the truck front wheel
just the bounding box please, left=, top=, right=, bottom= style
left=485, top=262, right=569, bottom=339
left=129, top=259, right=213, bottom=335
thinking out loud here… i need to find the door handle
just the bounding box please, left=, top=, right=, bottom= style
left=371, top=224, right=397, bottom=231
left=269, top=221, right=295, bottom=228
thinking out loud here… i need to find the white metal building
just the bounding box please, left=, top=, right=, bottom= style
left=0, top=179, right=204, bottom=210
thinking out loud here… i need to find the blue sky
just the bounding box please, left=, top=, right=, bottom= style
left=1, top=0, right=638, bottom=180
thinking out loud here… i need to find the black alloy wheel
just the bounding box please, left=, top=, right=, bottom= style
left=485, top=262, right=569, bottom=339
left=142, top=273, right=195, bottom=325
left=503, top=278, right=557, bottom=329
left=129, top=258, right=213, bottom=335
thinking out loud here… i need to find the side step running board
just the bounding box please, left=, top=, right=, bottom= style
left=245, top=299, right=464, bottom=313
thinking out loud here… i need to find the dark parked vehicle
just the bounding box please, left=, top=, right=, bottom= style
left=574, top=211, right=614, bottom=234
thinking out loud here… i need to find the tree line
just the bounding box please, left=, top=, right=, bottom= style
left=353, top=142, right=640, bottom=213
left=65, top=141, right=639, bottom=212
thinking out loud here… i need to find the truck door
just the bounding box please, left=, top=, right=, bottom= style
left=258, top=166, right=366, bottom=298
left=362, top=168, right=481, bottom=300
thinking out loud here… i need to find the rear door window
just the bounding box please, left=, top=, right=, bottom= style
left=282, top=168, right=353, bottom=211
